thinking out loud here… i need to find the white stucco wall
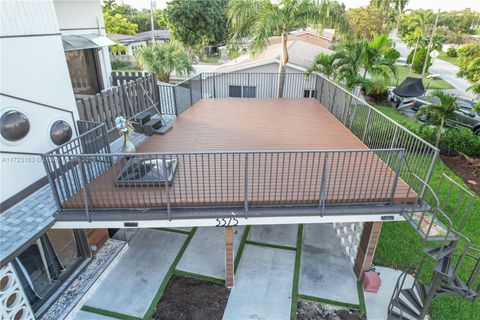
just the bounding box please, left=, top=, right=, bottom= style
left=0, top=1, right=79, bottom=203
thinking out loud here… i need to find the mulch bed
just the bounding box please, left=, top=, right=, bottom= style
left=297, top=300, right=365, bottom=320
left=441, top=155, right=480, bottom=196
left=153, top=275, right=230, bottom=320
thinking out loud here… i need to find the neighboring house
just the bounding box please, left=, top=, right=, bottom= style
left=214, top=35, right=334, bottom=76
left=108, top=29, right=170, bottom=61
left=1, top=0, right=114, bottom=318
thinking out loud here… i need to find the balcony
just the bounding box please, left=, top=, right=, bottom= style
left=43, top=73, right=438, bottom=226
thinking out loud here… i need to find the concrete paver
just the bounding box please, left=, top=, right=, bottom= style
left=248, top=224, right=298, bottom=248
left=223, top=245, right=296, bottom=320
left=299, top=224, right=359, bottom=305
left=85, top=229, right=186, bottom=318
left=176, top=226, right=245, bottom=279
left=75, top=311, right=117, bottom=320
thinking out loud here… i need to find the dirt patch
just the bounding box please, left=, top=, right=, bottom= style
left=154, top=275, right=229, bottom=320
left=441, top=155, right=480, bottom=196
left=297, top=300, right=365, bottom=320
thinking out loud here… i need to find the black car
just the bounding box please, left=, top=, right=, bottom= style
left=410, top=96, right=480, bottom=136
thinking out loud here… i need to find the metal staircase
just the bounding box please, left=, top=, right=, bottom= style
left=387, top=173, right=480, bottom=320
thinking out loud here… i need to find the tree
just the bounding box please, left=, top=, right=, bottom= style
left=228, top=0, right=337, bottom=98
left=347, top=5, right=385, bottom=40
left=335, top=40, right=372, bottom=93
left=361, top=34, right=397, bottom=79
left=165, top=0, right=229, bottom=52
left=134, top=42, right=194, bottom=83
left=458, top=43, right=480, bottom=109
left=417, top=90, right=459, bottom=147
left=104, top=12, right=138, bottom=35
left=102, top=0, right=117, bottom=12
left=307, top=53, right=341, bottom=79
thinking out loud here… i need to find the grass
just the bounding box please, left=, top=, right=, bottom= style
left=372, top=104, right=419, bottom=127
left=438, top=51, right=461, bottom=67
left=199, top=54, right=221, bottom=64
left=372, top=103, right=480, bottom=320
left=389, top=65, right=454, bottom=90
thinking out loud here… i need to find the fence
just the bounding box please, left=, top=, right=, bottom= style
left=76, top=72, right=159, bottom=136
left=42, top=122, right=409, bottom=220
left=158, top=72, right=438, bottom=192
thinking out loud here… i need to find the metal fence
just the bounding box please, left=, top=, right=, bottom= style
left=158, top=72, right=438, bottom=194
left=42, top=127, right=409, bottom=220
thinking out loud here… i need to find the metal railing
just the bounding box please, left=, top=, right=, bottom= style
left=158, top=73, right=439, bottom=195
left=42, top=122, right=410, bottom=219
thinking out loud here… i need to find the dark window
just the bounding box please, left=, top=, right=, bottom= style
left=304, top=89, right=316, bottom=98
left=243, top=86, right=256, bottom=98
left=65, top=49, right=103, bottom=97
left=229, top=85, right=242, bottom=98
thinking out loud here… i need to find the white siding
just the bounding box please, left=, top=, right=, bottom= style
left=53, top=0, right=104, bottom=32
left=0, top=0, right=59, bottom=36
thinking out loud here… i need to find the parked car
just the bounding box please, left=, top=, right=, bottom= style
left=411, top=96, right=480, bottom=136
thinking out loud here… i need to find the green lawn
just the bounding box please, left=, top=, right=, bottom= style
left=438, top=51, right=461, bottom=67
left=389, top=65, right=454, bottom=90
left=372, top=104, right=480, bottom=320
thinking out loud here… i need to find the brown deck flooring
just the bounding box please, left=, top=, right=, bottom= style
left=65, top=99, right=416, bottom=209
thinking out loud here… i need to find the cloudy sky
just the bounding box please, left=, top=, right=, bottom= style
left=120, top=0, right=480, bottom=11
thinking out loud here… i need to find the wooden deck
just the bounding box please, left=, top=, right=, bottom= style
left=64, top=99, right=417, bottom=209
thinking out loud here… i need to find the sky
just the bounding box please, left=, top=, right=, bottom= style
left=120, top=0, right=480, bottom=11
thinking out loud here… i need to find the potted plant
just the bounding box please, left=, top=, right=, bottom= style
left=115, top=116, right=136, bottom=153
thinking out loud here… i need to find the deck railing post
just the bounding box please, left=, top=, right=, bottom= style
left=200, top=73, right=203, bottom=99
left=244, top=154, right=249, bottom=218
left=172, top=86, right=178, bottom=116
left=390, top=150, right=405, bottom=204
left=78, top=157, right=92, bottom=222
left=163, top=156, right=172, bottom=221
left=189, top=79, right=193, bottom=107
left=420, top=149, right=439, bottom=200
left=318, top=152, right=329, bottom=216
left=42, top=156, right=63, bottom=212
left=362, top=108, right=372, bottom=142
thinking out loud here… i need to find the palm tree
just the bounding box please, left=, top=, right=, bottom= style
left=336, top=40, right=372, bottom=94
left=103, top=0, right=117, bottom=12
left=134, top=42, right=194, bottom=83
left=406, top=11, right=432, bottom=75
left=417, top=90, right=459, bottom=147
left=306, top=52, right=340, bottom=79
left=362, top=35, right=397, bottom=79
left=228, top=0, right=335, bottom=98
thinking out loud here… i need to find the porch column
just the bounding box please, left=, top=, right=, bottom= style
left=225, top=227, right=234, bottom=288
left=353, top=221, right=383, bottom=279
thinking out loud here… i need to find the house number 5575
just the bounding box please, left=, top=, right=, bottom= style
left=215, top=218, right=239, bottom=227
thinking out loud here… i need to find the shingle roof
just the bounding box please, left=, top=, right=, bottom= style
left=214, top=37, right=334, bottom=72
left=0, top=132, right=147, bottom=266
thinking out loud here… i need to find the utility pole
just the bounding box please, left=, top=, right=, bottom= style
left=421, top=9, right=439, bottom=79
left=150, top=0, right=156, bottom=43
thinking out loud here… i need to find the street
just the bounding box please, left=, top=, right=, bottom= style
left=390, top=30, right=475, bottom=100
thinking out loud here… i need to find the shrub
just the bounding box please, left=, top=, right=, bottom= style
left=446, top=47, right=458, bottom=57
left=111, top=60, right=130, bottom=70
left=366, top=76, right=389, bottom=103
left=407, top=47, right=432, bottom=74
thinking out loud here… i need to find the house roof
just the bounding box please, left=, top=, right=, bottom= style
left=108, top=29, right=169, bottom=44
left=215, top=37, right=334, bottom=73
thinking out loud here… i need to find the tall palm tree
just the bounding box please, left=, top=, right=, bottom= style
left=407, top=11, right=432, bottom=75
left=228, top=0, right=334, bottom=98
left=102, top=0, right=117, bottom=12
left=336, top=40, right=372, bottom=93
left=134, top=42, right=194, bottom=83
left=417, top=90, right=459, bottom=147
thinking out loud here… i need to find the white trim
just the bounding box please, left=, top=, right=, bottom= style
left=215, top=58, right=307, bottom=74
left=53, top=214, right=405, bottom=229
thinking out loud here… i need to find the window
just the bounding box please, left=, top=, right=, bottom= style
left=13, top=230, right=85, bottom=312
left=228, top=85, right=257, bottom=98
left=65, top=49, right=103, bottom=96
left=304, top=89, right=316, bottom=98
left=229, top=85, right=242, bottom=98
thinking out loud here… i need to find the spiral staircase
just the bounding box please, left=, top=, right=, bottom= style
left=387, top=174, right=480, bottom=320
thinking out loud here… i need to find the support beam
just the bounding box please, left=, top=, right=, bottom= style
left=225, top=227, right=234, bottom=288
left=354, top=221, right=383, bottom=279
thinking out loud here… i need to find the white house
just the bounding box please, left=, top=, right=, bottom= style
left=0, top=1, right=114, bottom=319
